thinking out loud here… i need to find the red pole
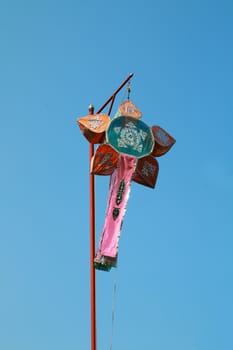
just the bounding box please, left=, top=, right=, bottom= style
left=88, top=104, right=96, bottom=350
left=88, top=73, right=134, bottom=350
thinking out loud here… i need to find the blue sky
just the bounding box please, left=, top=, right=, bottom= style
left=1, top=0, right=233, bottom=349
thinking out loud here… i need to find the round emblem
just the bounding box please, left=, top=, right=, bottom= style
left=106, top=116, right=154, bottom=158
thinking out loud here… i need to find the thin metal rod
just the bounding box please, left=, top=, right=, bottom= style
left=96, top=73, right=134, bottom=115
left=88, top=73, right=134, bottom=350
left=108, top=95, right=115, bottom=116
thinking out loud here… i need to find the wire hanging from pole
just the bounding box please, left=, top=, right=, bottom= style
left=127, top=81, right=131, bottom=100
left=109, top=267, right=118, bottom=350
left=119, top=80, right=132, bottom=105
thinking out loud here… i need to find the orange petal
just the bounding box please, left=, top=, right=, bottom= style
left=151, top=126, right=176, bottom=157
left=115, top=100, right=142, bottom=119
left=91, top=144, right=119, bottom=175
left=77, top=114, right=110, bottom=144
left=132, top=156, right=159, bottom=188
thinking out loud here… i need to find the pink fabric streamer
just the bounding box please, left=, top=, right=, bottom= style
left=95, top=154, right=137, bottom=268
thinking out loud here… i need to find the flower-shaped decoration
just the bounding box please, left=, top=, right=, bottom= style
left=78, top=101, right=175, bottom=271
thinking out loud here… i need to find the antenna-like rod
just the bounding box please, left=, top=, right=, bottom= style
left=97, top=73, right=134, bottom=115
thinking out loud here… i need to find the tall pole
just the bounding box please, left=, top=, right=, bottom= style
left=88, top=73, right=134, bottom=350
left=88, top=104, right=96, bottom=350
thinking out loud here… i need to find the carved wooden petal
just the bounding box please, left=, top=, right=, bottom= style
left=91, top=144, right=119, bottom=176
left=77, top=114, right=110, bottom=144
left=115, top=100, right=142, bottom=119
left=151, top=126, right=176, bottom=157
left=132, top=155, right=159, bottom=188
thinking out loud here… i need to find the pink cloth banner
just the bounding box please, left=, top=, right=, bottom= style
left=95, top=154, right=137, bottom=269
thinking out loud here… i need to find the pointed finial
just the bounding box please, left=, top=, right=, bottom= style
left=88, top=104, right=94, bottom=115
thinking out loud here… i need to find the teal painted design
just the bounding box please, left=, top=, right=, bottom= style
left=107, top=116, right=154, bottom=158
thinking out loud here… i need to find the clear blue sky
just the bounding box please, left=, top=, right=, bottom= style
left=1, top=0, right=233, bottom=349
